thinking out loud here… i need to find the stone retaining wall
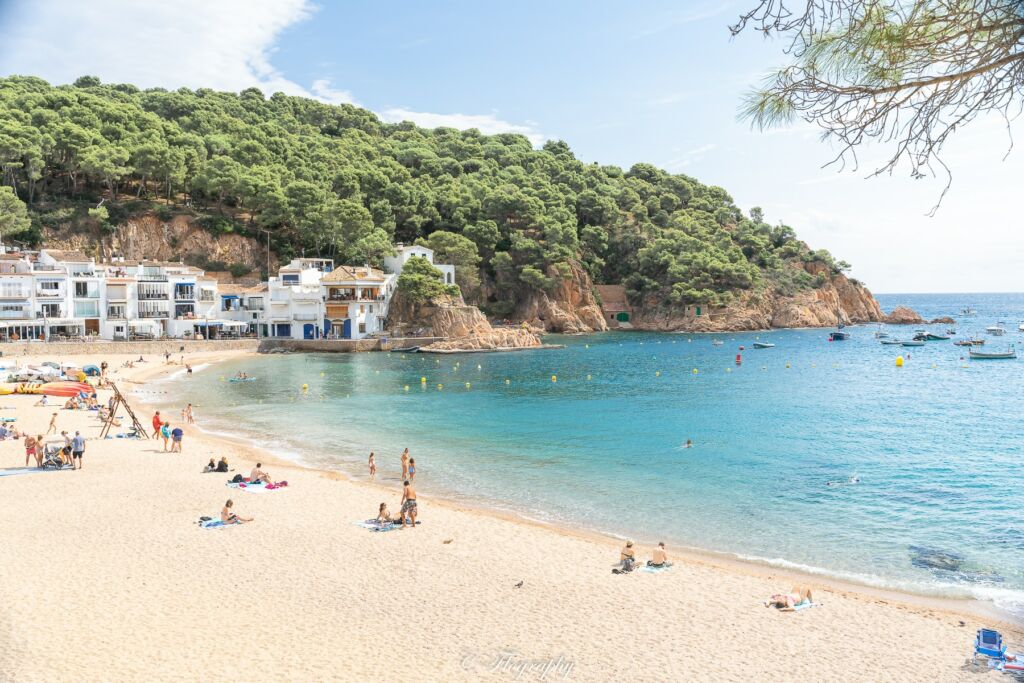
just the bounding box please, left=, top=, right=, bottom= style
left=0, top=339, right=260, bottom=357
left=258, top=337, right=445, bottom=353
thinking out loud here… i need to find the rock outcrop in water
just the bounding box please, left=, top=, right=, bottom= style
left=387, top=292, right=542, bottom=351
left=883, top=306, right=926, bottom=325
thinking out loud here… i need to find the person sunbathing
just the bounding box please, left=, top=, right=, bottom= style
left=765, top=586, right=813, bottom=609
left=615, top=541, right=638, bottom=573
left=221, top=499, right=253, bottom=524
left=376, top=503, right=394, bottom=524
left=250, top=463, right=271, bottom=484
left=647, top=542, right=672, bottom=568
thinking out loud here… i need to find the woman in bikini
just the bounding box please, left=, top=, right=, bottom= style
left=221, top=499, right=253, bottom=525
left=376, top=502, right=393, bottom=524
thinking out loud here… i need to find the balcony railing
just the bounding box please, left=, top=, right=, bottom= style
left=138, top=310, right=169, bottom=319
left=73, top=293, right=100, bottom=299
left=0, top=290, right=30, bottom=299
left=138, top=292, right=169, bottom=300
left=174, top=290, right=196, bottom=300
left=244, top=304, right=264, bottom=311
left=107, top=313, right=126, bottom=320
left=0, top=310, right=31, bottom=320
left=139, top=272, right=168, bottom=281
left=36, top=290, right=62, bottom=298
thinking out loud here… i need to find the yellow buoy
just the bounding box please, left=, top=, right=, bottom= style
left=465, top=382, right=471, bottom=388
left=551, top=375, right=557, bottom=382
left=437, top=384, right=443, bottom=390
left=895, top=356, right=904, bottom=367
left=587, top=374, right=592, bottom=380
left=505, top=378, right=510, bottom=384
left=301, top=383, right=309, bottom=391
left=726, top=367, right=732, bottom=372
left=320, top=372, right=325, bottom=377
left=692, top=368, right=698, bottom=374
left=403, top=385, right=409, bottom=391
left=420, top=377, right=427, bottom=383
left=655, top=371, right=661, bottom=377
left=785, top=363, right=791, bottom=369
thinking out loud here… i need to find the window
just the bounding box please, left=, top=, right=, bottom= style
left=74, top=301, right=99, bottom=317
left=358, top=322, right=366, bottom=333
left=368, top=305, right=374, bottom=313
left=74, top=281, right=99, bottom=298
left=40, top=303, right=61, bottom=317
left=106, top=284, right=127, bottom=300
left=0, top=282, right=27, bottom=297
left=282, top=274, right=298, bottom=283
left=107, top=304, right=126, bottom=319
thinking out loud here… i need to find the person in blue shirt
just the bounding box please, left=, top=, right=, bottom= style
left=71, top=431, right=86, bottom=470
left=170, top=426, right=184, bottom=453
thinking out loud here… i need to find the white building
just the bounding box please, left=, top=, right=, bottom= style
left=262, top=258, right=332, bottom=339
left=322, top=265, right=397, bottom=339
left=383, top=244, right=455, bottom=287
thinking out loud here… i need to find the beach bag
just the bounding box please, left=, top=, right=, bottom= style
left=230, top=474, right=244, bottom=484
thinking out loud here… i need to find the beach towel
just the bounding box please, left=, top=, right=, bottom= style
left=354, top=519, right=420, bottom=532
left=0, top=466, right=69, bottom=477
left=641, top=563, right=674, bottom=574
left=199, top=519, right=228, bottom=529
left=226, top=480, right=288, bottom=493
left=780, top=600, right=818, bottom=612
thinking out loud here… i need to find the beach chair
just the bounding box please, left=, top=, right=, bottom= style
left=974, top=629, right=1007, bottom=663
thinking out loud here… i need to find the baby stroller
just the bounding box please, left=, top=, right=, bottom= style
left=41, top=440, right=69, bottom=469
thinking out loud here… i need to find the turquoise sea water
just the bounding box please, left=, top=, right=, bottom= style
left=160, top=293, right=1024, bottom=620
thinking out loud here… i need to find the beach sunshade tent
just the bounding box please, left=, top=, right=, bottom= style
left=974, top=629, right=1006, bottom=661
left=83, top=365, right=100, bottom=376
left=41, top=361, right=60, bottom=369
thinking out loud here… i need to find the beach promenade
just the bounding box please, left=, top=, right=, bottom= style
left=0, top=349, right=1019, bottom=682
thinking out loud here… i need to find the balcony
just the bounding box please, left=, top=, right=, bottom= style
left=0, top=309, right=31, bottom=320
left=138, top=310, right=169, bottom=319
left=293, top=313, right=319, bottom=321
left=244, top=304, right=264, bottom=311
left=174, top=288, right=196, bottom=301
left=107, top=312, right=126, bottom=320
left=138, top=291, right=169, bottom=300
left=139, top=271, right=167, bottom=282
left=0, top=289, right=30, bottom=299
left=73, top=293, right=100, bottom=299
left=36, top=290, right=62, bottom=298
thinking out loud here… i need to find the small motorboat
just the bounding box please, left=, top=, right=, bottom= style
left=392, top=346, right=420, bottom=353
left=829, top=331, right=849, bottom=341
left=1018, top=323, right=1024, bottom=332
left=960, top=307, right=977, bottom=316
left=711, top=339, right=724, bottom=346
left=752, top=341, right=775, bottom=349
left=880, top=339, right=904, bottom=345
left=986, top=326, right=1006, bottom=336
left=954, top=340, right=973, bottom=347
left=969, top=347, right=1016, bottom=360
left=901, top=340, right=926, bottom=347
left=875, top=332, right=890, bottom=339
left=925, top=333, right=950, bottom=341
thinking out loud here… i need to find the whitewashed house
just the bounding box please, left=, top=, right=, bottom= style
left=383, top=244, right=455, bottom=287
left=262, top=258, right=331, bottom=339
left=321, top=265, right=397, bottom=339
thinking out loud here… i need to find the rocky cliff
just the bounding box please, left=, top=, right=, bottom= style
left=513, top=262, right=608, bottom=334
left=387, top=292, right=542, bottom=351
left=41, top=213, right=275, bottom=274
left=629, top=270, right=891, bottom=332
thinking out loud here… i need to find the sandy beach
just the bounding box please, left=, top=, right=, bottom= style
left=1, top=348, right=1020, bottom=682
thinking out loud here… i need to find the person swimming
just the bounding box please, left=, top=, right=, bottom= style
left=826, top=475, right=861, bottom=487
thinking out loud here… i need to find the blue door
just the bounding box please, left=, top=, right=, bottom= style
left=303, top=324, right=315, bottom=339
left=343, top=319, right=352, bottom=339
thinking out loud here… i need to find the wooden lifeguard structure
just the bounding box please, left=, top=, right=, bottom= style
left=99, top=381, right=150, bottom=439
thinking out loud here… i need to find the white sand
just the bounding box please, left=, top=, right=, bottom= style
left=0, top=350, right=1019, bottom=682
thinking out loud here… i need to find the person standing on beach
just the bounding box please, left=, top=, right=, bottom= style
left=368, top=452, right=376, bottom=479
left=408, top=458, right=416, bottom=481
left=170, top=425, right=183, bottom=452
left=160, top=422, right=171, bottom=451
left=46, top=412, right=57, bottom=435
left=185, top=404, right=195, bottom=424
left=24, top=434, right=39, bottom=467
left=400, top=448, right=409, bottom=480
left=400, top=480, right=417, bottom=528
left=151, top=411, right=162, bottom=438
left=71, top=431, right=85, bottom=469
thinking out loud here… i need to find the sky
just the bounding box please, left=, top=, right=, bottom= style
left=1, top=0, right=1021, bottom=293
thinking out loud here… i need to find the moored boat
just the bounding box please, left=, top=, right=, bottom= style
left=969, top=346, right=1016, bottom=360
left=829, top=331, right=849, bottom=341
left=752, top=341, right=774, bottom=349
left=986, top=326, right=1006, bottom=336
left=901, top=340, right=926, bottom=347
left=880, top=339, right=904, bottom=345
left=925, top=334, right=950, bottom=341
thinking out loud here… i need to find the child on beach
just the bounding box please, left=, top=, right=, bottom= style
left=160, top=422, right=171, bottom=451
left=46, top=413, right=57, bottom=435
left=408, top=458, right=416, bottom=481
left=221, top=499, right=253, bottom=524
left=368, top=452, right=376, bottom=479
left=203, top=459, right=217, bottom=473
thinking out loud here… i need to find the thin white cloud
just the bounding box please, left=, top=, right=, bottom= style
left=0, top=0, right=543, bottom=143
left=310, top=79, right=357, bottom=106
left=662, top=143, right=717, bottom=170
left=380, top=108, right=546, bottom=146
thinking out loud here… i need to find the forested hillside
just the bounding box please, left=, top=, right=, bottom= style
left=0, top=75, right=852, bottom=318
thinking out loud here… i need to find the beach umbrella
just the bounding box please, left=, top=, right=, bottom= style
left=83, top=365, right=101, bottom=376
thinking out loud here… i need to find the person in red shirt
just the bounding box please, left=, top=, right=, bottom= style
left=151, top=411, right=162, bottom=438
